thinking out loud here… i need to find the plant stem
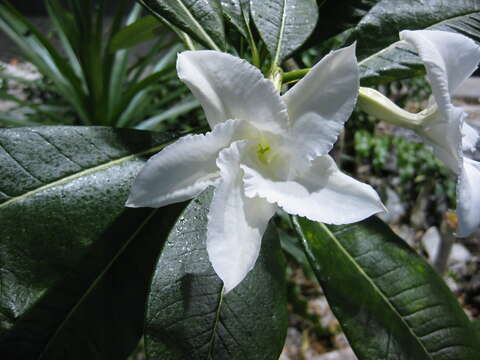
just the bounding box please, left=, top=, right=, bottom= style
left=269, top=65, right=283, bottom=92
left=245, top=25, right=260, bottom=68
left=182, top=32, right=196, bottom=51
left=434, top=216, right=455, bottom=275
left=282, top=68, right=310, bottom=84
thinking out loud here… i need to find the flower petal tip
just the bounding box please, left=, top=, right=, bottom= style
left=124, top=198, right=138, bottom=208
left=124, top=193, right=146, bottom=208
left=222, top=280, right=237, bottom=295
left=346, top=41, right=357, bottom=51
left=378, top=201, right=388, bottom=215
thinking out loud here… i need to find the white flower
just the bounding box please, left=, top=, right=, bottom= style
left=400, top=30, right=480, bottom=237
left=126, top=46, right=385, bottom=292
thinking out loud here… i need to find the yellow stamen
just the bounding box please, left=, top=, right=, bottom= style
left=256, top=143, right=271, bottom=164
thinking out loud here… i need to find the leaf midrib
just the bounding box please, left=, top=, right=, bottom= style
left=207, top=284, right=224, bottom=359
left=358, top=40, right=406, bottom=67
left=272, top=0, right=288, bottom=65
left=173, top=0, right=221, bottom=51
left=305, top=221, right=433, bottom=360
left=0, top=141, right=171, bottom=210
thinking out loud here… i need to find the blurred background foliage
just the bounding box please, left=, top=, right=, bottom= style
left=0, top=0, right=203, bottom=131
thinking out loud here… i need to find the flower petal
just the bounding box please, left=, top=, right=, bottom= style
left=207, top=141, right=275, bottom=293
left=462, top=121, right=479, bottom=153
left=282, top=43, right=359, bottom=160
left=242, top=155, right=385, bottom=224
left=400, top=30, right=480, bottom=110
left=418, top=107, right=464, bottom=173
left=401, top=30, right=480, bottom=174
left=457, top=158, right=480, bottom=237
left=177, top=50, right=288, bottom=133
left=126, top=119, right=243, bottom=208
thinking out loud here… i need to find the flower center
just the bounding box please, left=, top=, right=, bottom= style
left=256, top=141, right=272, bottom=165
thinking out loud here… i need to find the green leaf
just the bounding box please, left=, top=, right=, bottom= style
left=473, top=319, right=480, bottom=336
left=106, top=4, right=145, bottom=125
left=309, top=0, right=379, bottom=46
left=139, top=0, right=225, bottom=51
left=135, top=98, right=200, bottom=130
left=45, top=0, right=82, bottom=77
left=359, top=41, right=425, bottom=86
left=0, top=126, right=179, bottom=359
left=110, top=15, right=163, bottom=51
left=220, top=0, right=250, bottom=37
left=251, top=0, right=319, bottom=65
left=295, top=216, right=480, bottom=360
left=355, top=0, right=480, bottom=85
left=0, top=2, right=88, bottom=122
left=0, top=113, right=43, bottom=127
left=145, top=189, right=288, bottom=359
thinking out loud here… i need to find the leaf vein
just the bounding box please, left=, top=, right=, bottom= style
left=31, top=130, right=84, bottom=170
left=314, top=223, right=434, bottom=359
left=0, top=141, right=171, bottom=210
left=0, top=142, right=44, bottom=185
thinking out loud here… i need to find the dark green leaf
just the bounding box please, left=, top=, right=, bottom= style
left=110, top=15, right=163, bottom=51
left=221, top=0, right=249, bottom=37
left=473, top=319, right=480, bottom=336
left=309, top=0, right=379, bottom=46
left=251, top=0, right=319, bottom=64
left=355, top=0, right=480, bottom=85
left=278, top=228, right=315, bottom=281
left=0, top=126, right=179, bottom=359
left=295, top=216, right=480, bottom=360
left=355, top=0, right=480, bottom=58
left=106, top=4, right=145, bottom=125
left=45, top=0, right=82, bottom=77
left=359, top=41, right=425, bottom=86
left=145, top=189, right=288, bottom=359
left=139, top=0, right=225, bottom=50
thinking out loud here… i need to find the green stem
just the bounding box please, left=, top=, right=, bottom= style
left=250, top=38, right=261, bottom=68
left=269, top=65, right=283, bottom=92
left=245, top=25, right=260, bottom=68
left=282, top=68, right=310, bottom=84
left=181, top=32, right=196, bottom=51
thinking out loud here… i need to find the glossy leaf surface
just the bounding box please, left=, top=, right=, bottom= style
left=359, top=41, right=424, bottom=86
left=295, top=216, right=480, bottom=360
left=0, top=126, right=178, bottom=359
left=220, top=0, right=250, bottom=37
left=310, top=0, right=379, bottom=46
left=355, top=0, right=480, bottom=85
left=145, top=189, right=288, bottom=359
left=251, top=0, right=318, bottom=64
left=140, top=0, right=225, bottom=50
